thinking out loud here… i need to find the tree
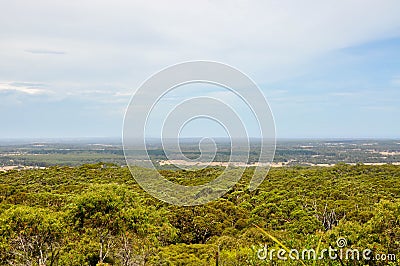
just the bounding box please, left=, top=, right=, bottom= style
left=0, top=206, right=65, bottom=266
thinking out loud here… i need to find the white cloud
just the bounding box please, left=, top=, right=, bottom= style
left=391, top=75, right=400, bottom=86
left=329, top=92, right=358, bottom=97
left=0, top=81, right=49, bottom=95
left=0, top=0, right=399, bottom=92
left=0, top=1, right=399, bottom=138
left=25, top=49, right=66, bottom=55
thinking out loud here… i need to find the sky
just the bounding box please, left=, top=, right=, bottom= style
left=1, top=0, right=400, bottom=139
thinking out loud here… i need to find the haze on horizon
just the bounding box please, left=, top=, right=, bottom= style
left=1, top=1, right=400, bottom=139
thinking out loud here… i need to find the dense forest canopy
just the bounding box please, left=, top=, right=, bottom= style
left=0, top=163, right=399, bottom=265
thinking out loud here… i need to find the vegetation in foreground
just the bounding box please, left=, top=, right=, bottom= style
left=0, top=163, right=399, bottom=265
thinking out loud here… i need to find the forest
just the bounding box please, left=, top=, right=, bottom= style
left=1, top=140, right=400, bottom=168
left=0, top=163, right=399, bottom=265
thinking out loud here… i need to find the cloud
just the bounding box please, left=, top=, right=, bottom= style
left=0, top=81, right=49, bottom=95
left=9, top=82, right=47, bottom=87
left=391, top=75, right=400, bottom=86
left=0, top=1, right=399, bottom=138
left=0, top=0, right=399, bottom=89
left=363, top=106, right=393, bottom=110
left=329, top=92, right=358, bottom=97
left=25, top=49, right=66, bottom=55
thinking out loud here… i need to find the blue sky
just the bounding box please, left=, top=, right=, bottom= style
left=1, top=1, right=399, bottom=139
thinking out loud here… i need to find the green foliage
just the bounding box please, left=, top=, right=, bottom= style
left=0, top=163, right=399, bottom=265
left=0, top=205, right=65, bottom=265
